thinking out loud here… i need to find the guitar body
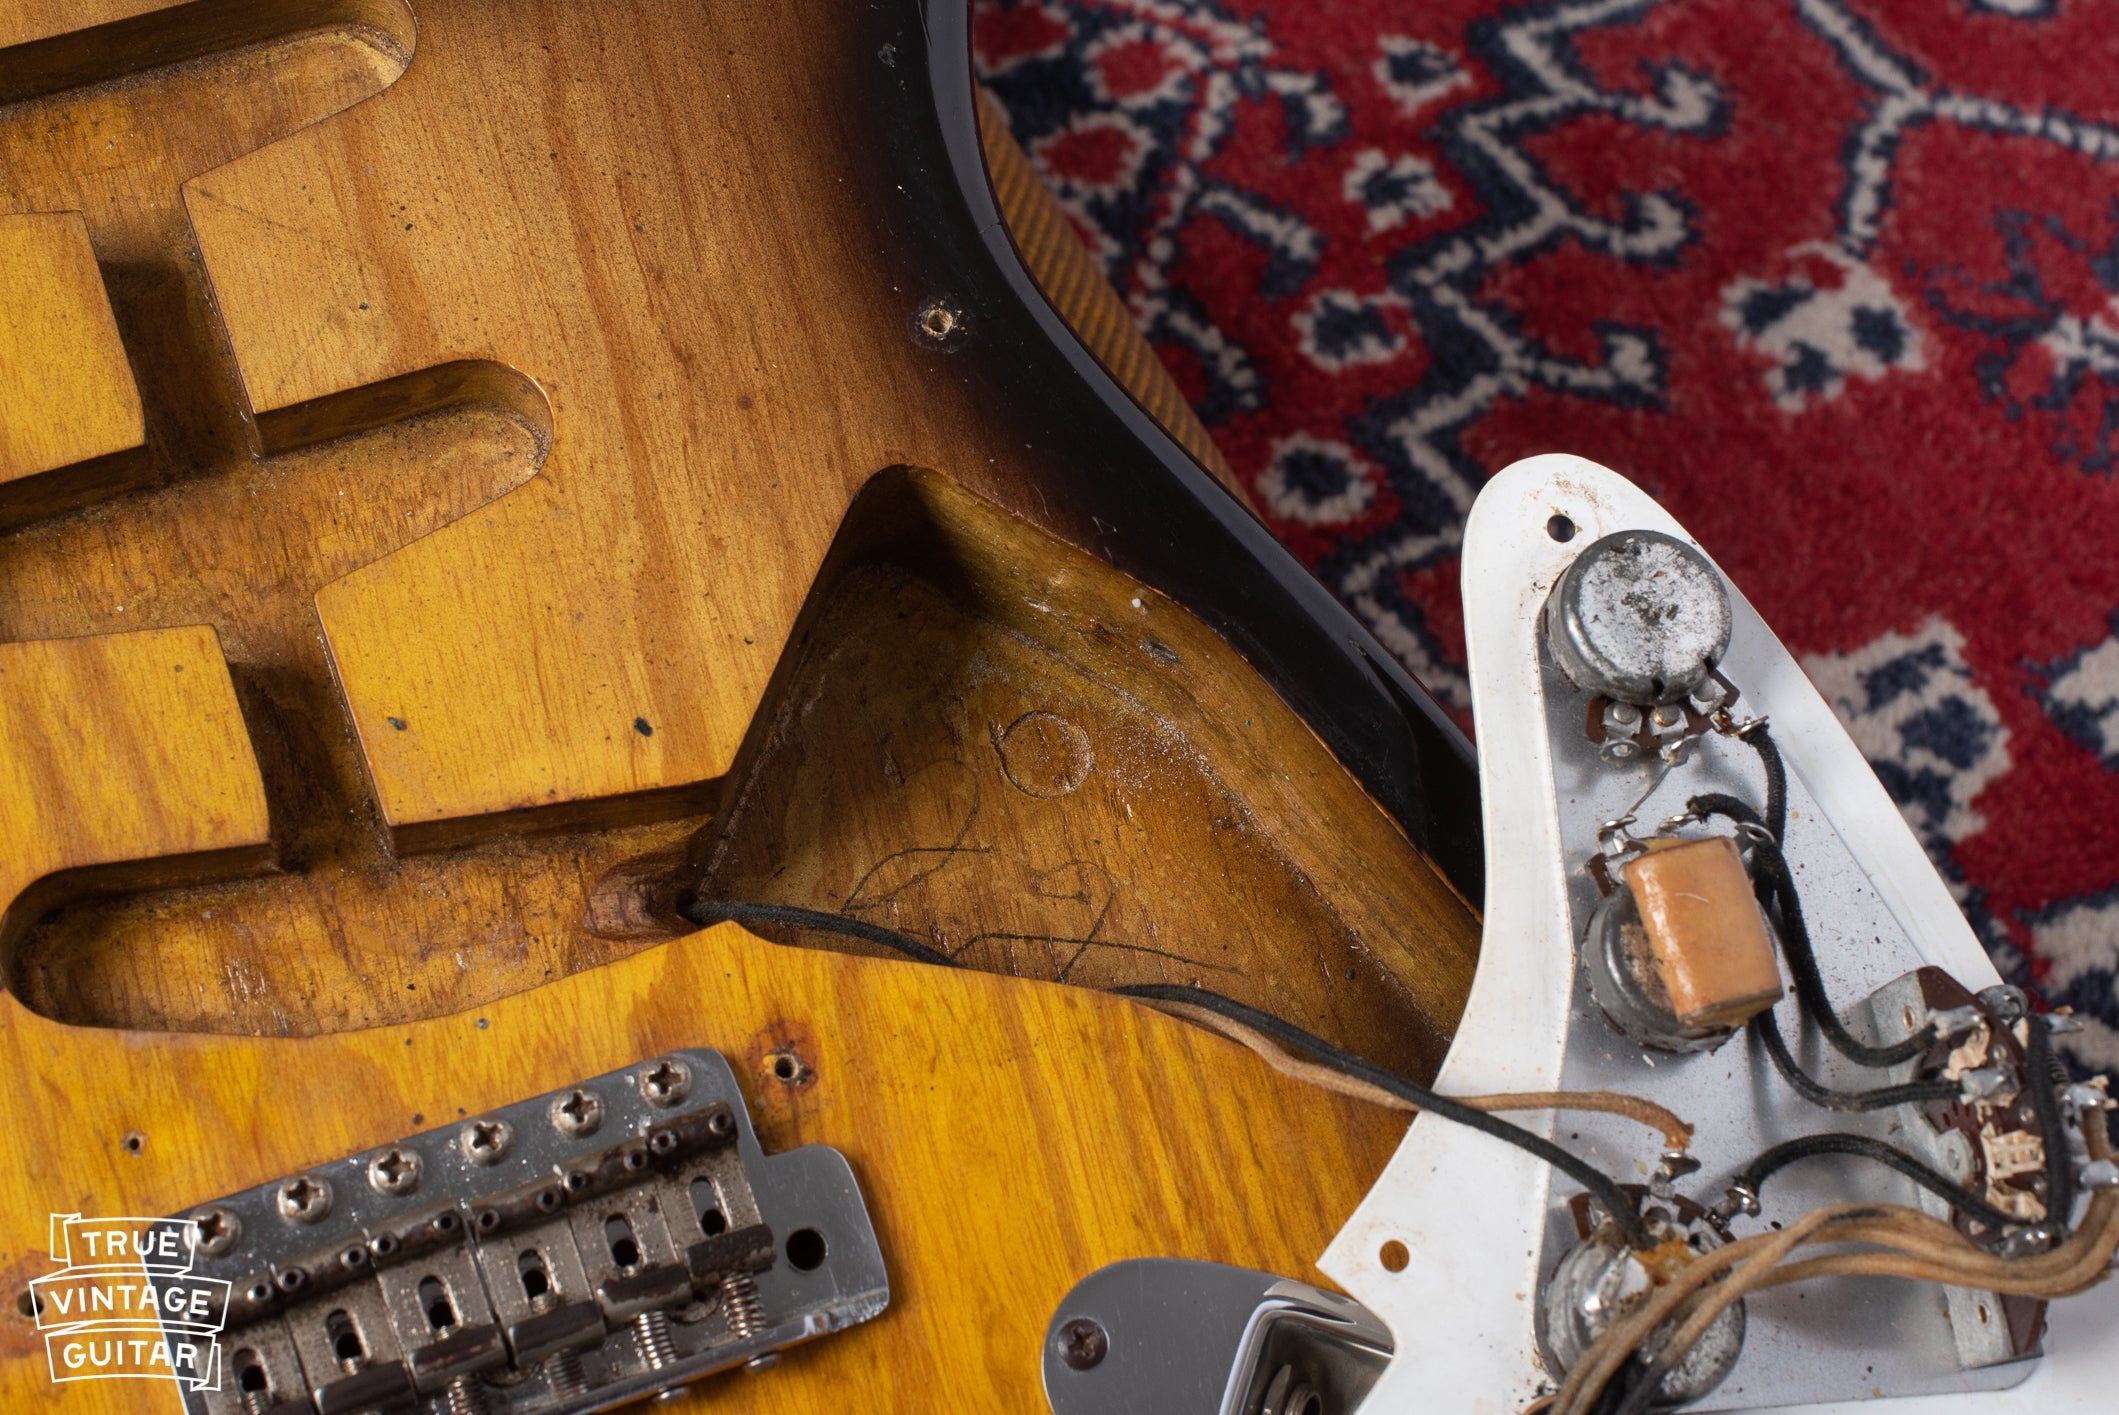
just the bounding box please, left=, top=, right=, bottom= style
left=0, top=1, right=1482, bottom=1409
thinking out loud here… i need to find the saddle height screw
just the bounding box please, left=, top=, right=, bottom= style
left=367, top=1147, right=422, bottom=1196
left=639, top=1058, right=692, bottom=1108
left=188, top=1207, right=240, bottom=1258
left=460, top=1118, right=513, bottom=1167
left=276, top=1176, right=332, bottom=1226
left=550, top=1087, right=604, bottom=1137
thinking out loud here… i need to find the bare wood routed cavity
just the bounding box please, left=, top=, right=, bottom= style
left=1, top=0, right=1479, bottom=1051
left=689, top=470, right=1476, bottom=1081
left=0, top=625, right=269, bottom=952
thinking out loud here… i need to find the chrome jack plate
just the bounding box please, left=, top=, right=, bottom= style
left=1041, top=1259, right=1390, bottom=1415
left=163, top=1049, right=886, bottom=1414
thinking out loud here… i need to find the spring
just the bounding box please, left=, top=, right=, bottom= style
left=634, top=1307, right=679, bottom=1370
left=529, top=1293, right=592, bottom=1398
left=443, top=1376, right=487, bottom=1415
left=544, top=1345, right=590, bottom=1400
left=721, top=1270, right=765, bottom=1342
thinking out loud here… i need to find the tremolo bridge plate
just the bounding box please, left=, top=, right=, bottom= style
left=160, top=1050, right=887, bottom=1413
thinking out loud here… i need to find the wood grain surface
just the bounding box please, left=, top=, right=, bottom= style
left=0, top=6, right=1476, bottom=1404
left=0, top=212, right=142, bottom=496
left=0, top=624, right=269, bottom=935
left=0, top=915, right=1414, bottom=1413
left=178, top=0, right=1261, bottom=839
left=0, top=7, right=705, bottom=1033
left=0, top=0, right=1478, bottom=1060
left=692, top=469, right=1473, bottom=1082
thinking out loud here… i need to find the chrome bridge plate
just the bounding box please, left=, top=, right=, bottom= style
left=159, top=1049, right=886, bottom=1414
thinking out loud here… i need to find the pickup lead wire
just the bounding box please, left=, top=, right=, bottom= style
left=1112, top=982, right=1655, bottom=1247
left=1752, top=1008, right=1962, bottom=1113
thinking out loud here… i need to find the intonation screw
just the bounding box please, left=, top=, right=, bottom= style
left=189, top=1207, right=240, bottom=1259
left=550, top=1088, right=604, bottom=1137
left=1057, top=1316, right=1108, bottom=1371
left=460, top=1118, right=513, bottom=1166
left=639, top=1058, right=692, bottom=1108
left=276, top=1176, right=332, bottom=1225
left=368, top=1147, right=422, bottom=1196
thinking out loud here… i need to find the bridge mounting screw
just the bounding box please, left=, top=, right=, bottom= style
left=639, top=1058, right=692, bottom=1108
left=188, top=1207, right=240, bottom=1258
left=1057, top=1316, right=1108, bottom=1371
left=367, top=1146, right=423, bottom=1196
left=460, top=1118, right=514, bottom=1166
left=549, top=1087, right=604, bottom=1137
left=276, top=1175, right=332, bottom=1225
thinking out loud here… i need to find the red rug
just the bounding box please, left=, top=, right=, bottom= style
left=974, top=0, right=2119, bottom=1076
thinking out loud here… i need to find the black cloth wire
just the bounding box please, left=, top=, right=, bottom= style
left=1737, top=719, right=1788, bottom=843
left=1730, top=1132, right=2022, bottom=1233
left=1111, top=981, right=1651, bottom=1247
left=1597, top=1359, right=1667, bottom=1415
left=677, top=897, right=963, bottom=969
left=2024, top=1014, right=2075, bottom=1236
left=682, top=900, right=1652, bottom=1244
left=1753, top=1008, right=1960, bottom=1113
left=1686, top=792, right=1935, bottom=1070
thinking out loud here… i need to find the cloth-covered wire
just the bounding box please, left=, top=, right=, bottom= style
left=1559, top=1106, right=2117, bottom=1415
left=1735, top=718, right=1787, bottom=842
left=677, top=897, right=963, bottom=968
left=1752, top=1007, right=1961, bottom=1113
left=1119, top=987, right=1693, bottom=1149
left=2024, top=1012, right=2075, bottom=1237
left=1686, top=788, right=1935, bottom=1070
left=680, top=900, right=1659, bottom=1244
left=1728, top=1131, right=2025, bottom=1233
left=1112, top=982, right=1652, bottom=1246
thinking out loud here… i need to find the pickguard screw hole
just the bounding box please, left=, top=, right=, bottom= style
left=911, top=296, right=968, bottom=348
left=1378, top=1239, right=1410, bottom=1273
left=122, top=1131, right=144, bottom=1156
left=1547, top=513, right=1576, bottom=543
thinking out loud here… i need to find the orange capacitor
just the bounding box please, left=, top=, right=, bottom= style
left=1621, top=836, right=1784, bottom=1030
